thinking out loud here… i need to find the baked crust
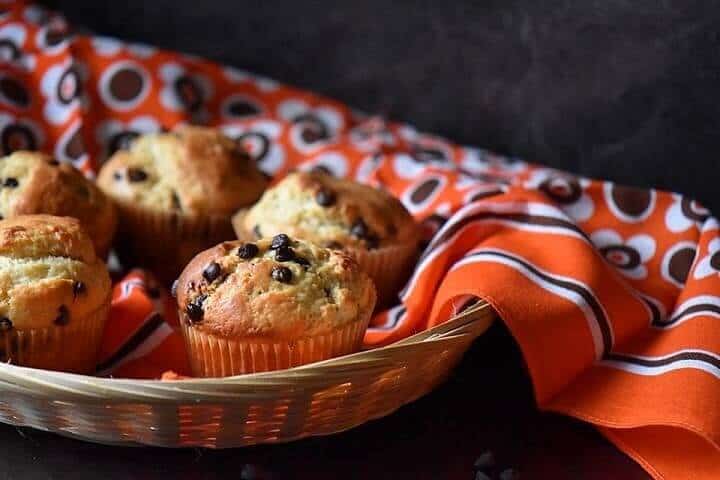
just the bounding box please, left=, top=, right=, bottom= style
left=0, top=151, right=117, bottom=256
left=0, top=215, right=111, bottom=329
left=176, top=236, right=376, bottom=340
left=236, top=171, right=421, bottom=250
left=97, top=125, right=268, bottom=216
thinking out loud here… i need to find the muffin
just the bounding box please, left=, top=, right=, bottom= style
left=0, top=151, right=117, bottom=258
left=233, top=171, right=421, bottom=307
left=0, top=215, right=111, bottom=373
left=175, top=235, right=376, bottom=377
left=97, top=125, right=268, bottom=283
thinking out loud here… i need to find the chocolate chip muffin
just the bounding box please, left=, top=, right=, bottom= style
left=97, top=125, right=268, bottom=283
left=0, top=215, right=111, bottom=373
left=233, top=171, right=421, bottom=307
left=0, top=151, right=117, bottom=258
left=176, top=234, right=376, bottom=376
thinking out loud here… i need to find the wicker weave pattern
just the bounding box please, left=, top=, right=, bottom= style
left=0, top=302, right=494, bottom=448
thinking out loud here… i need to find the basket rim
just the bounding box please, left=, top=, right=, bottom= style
left=0, top=301, right=493, bottom=403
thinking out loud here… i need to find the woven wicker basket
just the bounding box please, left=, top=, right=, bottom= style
left=0, top=301, right=494, bottom=448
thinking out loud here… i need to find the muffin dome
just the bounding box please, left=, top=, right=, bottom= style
left=176, top=235, right=376, bottom=340
left=234, top=171, right=420, bottom=251
left=97, top=125, right=267, bottom=216
left=0, top=215, right=110, bottom=330
left=0, top=151, right=117, bottom=257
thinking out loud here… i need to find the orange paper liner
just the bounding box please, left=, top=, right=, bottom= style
left=114, top=201, right=235, bottom=285
left=0, top=299, right=110, bottom=374
left=180, top=312, right=371, bottom=377
left=232, top=209, right=419, bottom=308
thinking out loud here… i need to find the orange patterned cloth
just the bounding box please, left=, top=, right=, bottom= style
left=3, top=2, right=720, bottom=477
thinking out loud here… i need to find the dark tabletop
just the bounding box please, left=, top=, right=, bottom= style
left=0, top=324, right=649, bottom=479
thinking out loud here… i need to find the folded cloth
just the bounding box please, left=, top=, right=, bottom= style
left=3, top=2, right=720, bottom=478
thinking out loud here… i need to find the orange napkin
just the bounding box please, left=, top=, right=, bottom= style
left=3, top=2, right=720, bottom=477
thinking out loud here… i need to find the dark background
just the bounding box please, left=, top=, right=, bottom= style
left=20, top=1, right=718, bottom=477
left=46, top=0, right=720, bottom=214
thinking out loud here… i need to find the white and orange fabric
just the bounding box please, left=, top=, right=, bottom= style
left=1, top=2, right=718, bottom=477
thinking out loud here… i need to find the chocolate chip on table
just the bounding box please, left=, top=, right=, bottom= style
left=0, top=317, right=12, bottom=332
left=270, top=233, right=290, bottom=250
left=499, top=468, right=520, bottom=480
left=473, top=451, right=496, bottom=470
left=171, top=280, right=178, bottom=298
left=3, top=177, right=18, bottom=188
left=126, top=167, right=148, bottom=182
left=54, top=305, right=69, bottom=326
left=237, top=243, right=259, bottom=259
left=253, top=224, right=262, bottom=239
left=72, top=280, right=86, bottom=299
left=315, top=188, right=336, bottom=207
left=275, top=246, right=295, bottom=262
left=271, top=265, right=292, bottom=283
left=185, top=294, right=207, bottom=323
left=202, top=261, right=222, bottom=283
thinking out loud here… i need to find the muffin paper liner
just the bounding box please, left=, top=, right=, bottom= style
left=114, top=201, right=235, bottom=284
left=0, top=298, right=110, bottom=374
left=180, top=311, right=372, bottom=377
left=232, top=209, right=419, bottom=309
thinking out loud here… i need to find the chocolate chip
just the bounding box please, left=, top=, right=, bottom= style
left=237, top=243, right=259, bottom=259
left=293, top=256, right=310, bottom=269
left=324, top=241, right=343, bottom=250
left=171, top=191, right=182, bottom=211
left=0, top=317, right=12, bottom=332
left=473, top=451, right=495, bottom=470
left=127, top=167, right=148, bottom=182
left=270, top=234, right=290, bottom=250
left=54, top=305, right=69, bottom=326
left=202, top=262, right=222, bottom=283
left=0, top=215, right=4, bottom=220
left=253, top=224, right=262, bottom=239
left=186, top=294, right=207, bottom=323
left=315, top=188, right=335, bottom=207
left=271, top=265, right=292, bottom=283
left=499, top=468, right=520, bottom=480
left=171, top=280, right=178, bottom=298
left=350, top=219, right=370, bottom=239
left=113, top=171, right=123, bottom=181
left=48, top=158, right=60, bottom=166
left=3, top=177, right=18, bottom=188
left=72, top=280, right=86, bottom=299
left=275, top=246, right=295, bottom=262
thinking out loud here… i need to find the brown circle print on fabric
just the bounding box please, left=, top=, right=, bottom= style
left=109, top=68, right=144, bottom=102
left=668, top=247, right=696, bottom=285
left=235, top=132, right=269, bottom=163
left=0, top=39, right=20, bottom=62
left=223, top=96, right=262, bottom=119
left=56, top=67, right=82, bottom=105
left=173, top=76, right=203, bottom=112
left=99, top=61, right=150, bottom=111
left=0, top=76, right=30, bottom=108
left=539, top=176, right=582, bottom=204
left=681, top=198, right=709, bottom=223
left=1, top=124, right=37, bottom=155
left=600, top=245, right=642, bottom=270
left=294, top=113, right=330, bottom=144
left=607, top=183, right=655, bottom=222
